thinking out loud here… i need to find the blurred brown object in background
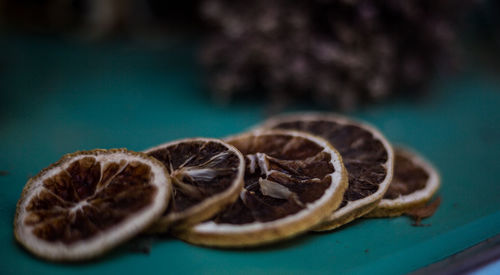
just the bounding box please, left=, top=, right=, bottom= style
left=0, top=0, right=485, bottom=110
left=201, top=0, right=470, bottom=110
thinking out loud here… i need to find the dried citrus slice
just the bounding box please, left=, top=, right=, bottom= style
left=366, top=147, right=440, bottom=217
left=176, top=130, right=347, bottom=247
left=259, top=113, right=394, bottom=231
left=145, top=138, right=244, bottom=232
left=14, top=149, right=171, bottom=261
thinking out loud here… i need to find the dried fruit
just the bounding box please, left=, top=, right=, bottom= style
left=145, top=138, right=245, bottom=232
left=14, top=149, right=171, bottom=261
left=176, top=130, right=347, bottom=247
left=366, top=147, right=440, bottom=217
left=259, top=113, right=394, bottom=231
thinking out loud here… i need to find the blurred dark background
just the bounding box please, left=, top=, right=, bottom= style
left=1, top=0, right=499, bottom=112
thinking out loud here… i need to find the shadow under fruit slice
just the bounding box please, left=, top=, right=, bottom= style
left=145, top=138, right=245, bottom=232
left=365, top=147, right=440, bottom=218
left=14, top=149, right=171, bottom=261
left=176, top=130, right=347, bottom=247
left=259, top=113, right=394, bottom=231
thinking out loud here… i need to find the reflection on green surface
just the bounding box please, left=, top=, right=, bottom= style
left=0, top=34, right=499, bottom=274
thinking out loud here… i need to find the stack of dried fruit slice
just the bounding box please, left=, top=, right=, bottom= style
left=258, top=113, right=394, bottom=231
left=176, top=130, right=348, bottom=247
left=13, top=113, right=441, bottom=261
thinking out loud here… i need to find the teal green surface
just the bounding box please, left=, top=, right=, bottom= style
left=1, top=35, right=499, bottom=274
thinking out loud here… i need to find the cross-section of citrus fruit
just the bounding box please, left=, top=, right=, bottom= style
left=14, top=149, right=171, bottom=261
left=259, top=113, right=394, bottom=231
left=366, top=147, right=440, bottom=217
left=145, top=138, right=245, bottom=232
left=176, top=130, right=347, bottom=247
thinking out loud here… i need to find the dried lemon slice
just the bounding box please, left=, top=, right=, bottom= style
left=176, top=130, right=347, bottom=247
left=366, top=147, right=440, bottom=217
left=14, top=149, right=171, bottom=261
left=260, top=113, right=394, bottom=231
left=145, top=138, right=244, bottom=232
